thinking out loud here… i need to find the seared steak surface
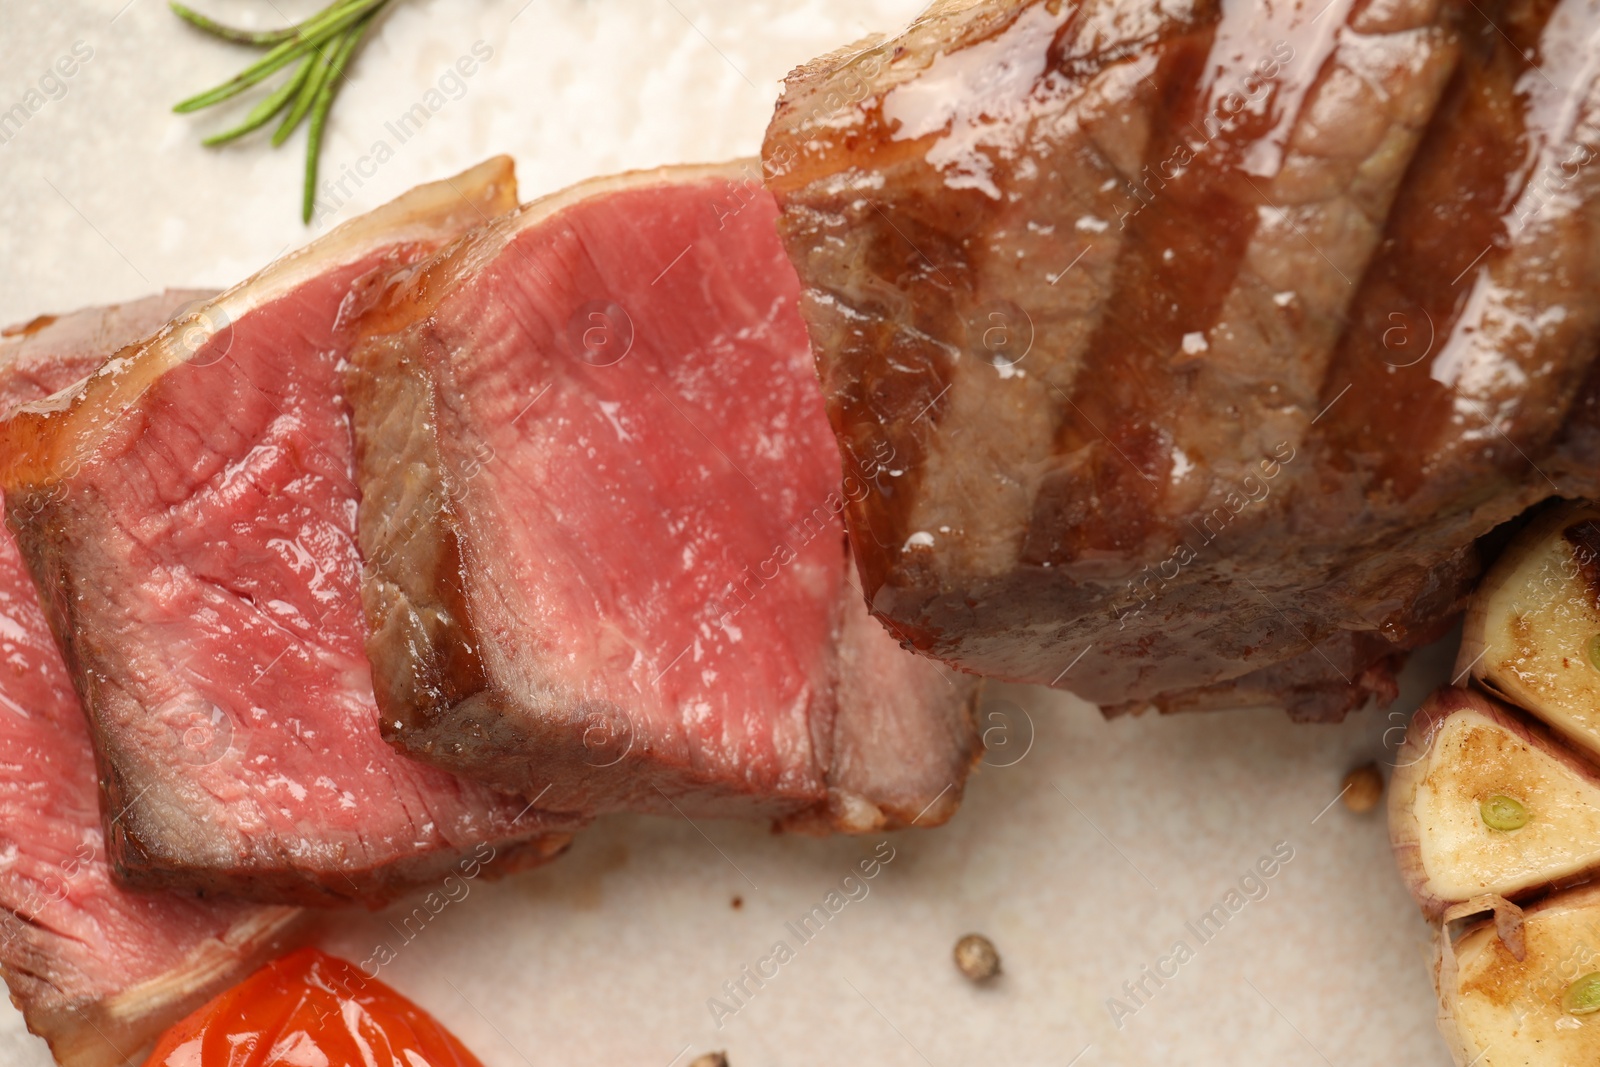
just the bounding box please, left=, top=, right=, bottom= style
left=0, top=160, right=581, bottom=905
left=763, top=0, right=1600, bottom=718
left=348, top=164, right=977, bottom=831
left=0, top=296, right=304, bottom=1067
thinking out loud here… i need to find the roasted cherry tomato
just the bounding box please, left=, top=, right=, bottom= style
left=143, top=948, right=484, bottom=1067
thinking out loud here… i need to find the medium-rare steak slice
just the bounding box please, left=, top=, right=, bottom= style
left=347, top=163, right=978, bottom=830
left=0, top=298, right=304, bottom=1067
left=763, top=0, right=1600, bottom=718
left=0, top=158, right=582, bottom=906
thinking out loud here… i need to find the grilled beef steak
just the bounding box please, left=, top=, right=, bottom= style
left=0, top=159, right=581, bottom=905
left=0, top=296, right=304, bottom=1067
left=347, top=164, right=978, bottom=830
left=762, top=0, right=1600, bottom=718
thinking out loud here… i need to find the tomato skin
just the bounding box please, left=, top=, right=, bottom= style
left=143, top=948, right=485, bottom=1067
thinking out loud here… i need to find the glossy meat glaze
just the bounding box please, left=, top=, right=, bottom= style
left=764, top=0, right=1600, bottom=718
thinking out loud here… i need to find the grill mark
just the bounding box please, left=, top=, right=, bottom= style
left=1025, top=9, right=1244, bottom=563
left=1311, top=0, right=1557, bottom=500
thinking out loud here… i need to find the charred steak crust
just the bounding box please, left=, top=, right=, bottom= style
left=348, top=164, right=979, bottom=830
left=346, top=329, right=512, bottom=769
left=762, top=0, right=1600, bottom=717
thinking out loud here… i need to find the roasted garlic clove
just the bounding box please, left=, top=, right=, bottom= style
left=1460, top=500, right=1600, bottom=760
left=1438, top=883, right=1600, bottom=1066
left=1389, top=687, right=1600, bottom=917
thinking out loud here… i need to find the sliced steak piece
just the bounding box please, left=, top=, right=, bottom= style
left=0, top=298, right=304, bottom=1067
left=348, top=163, right=978, bottom=831
left=763, top=0, right=1600, bottom=717
left=0, top=158, right=582, bottom=906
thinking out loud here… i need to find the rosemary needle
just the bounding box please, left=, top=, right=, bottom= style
left=303, top=13, right=376, bottom=222
left=201, top=57, right=313, bottom=146
left=170, top=1, right=321, bottom=46
left=273, top=36, right=341, bottom=147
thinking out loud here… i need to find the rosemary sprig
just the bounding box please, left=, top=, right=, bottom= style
left=171, top=0, right=394, bottom=222
left=173, top=0, right=384, bottom=114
